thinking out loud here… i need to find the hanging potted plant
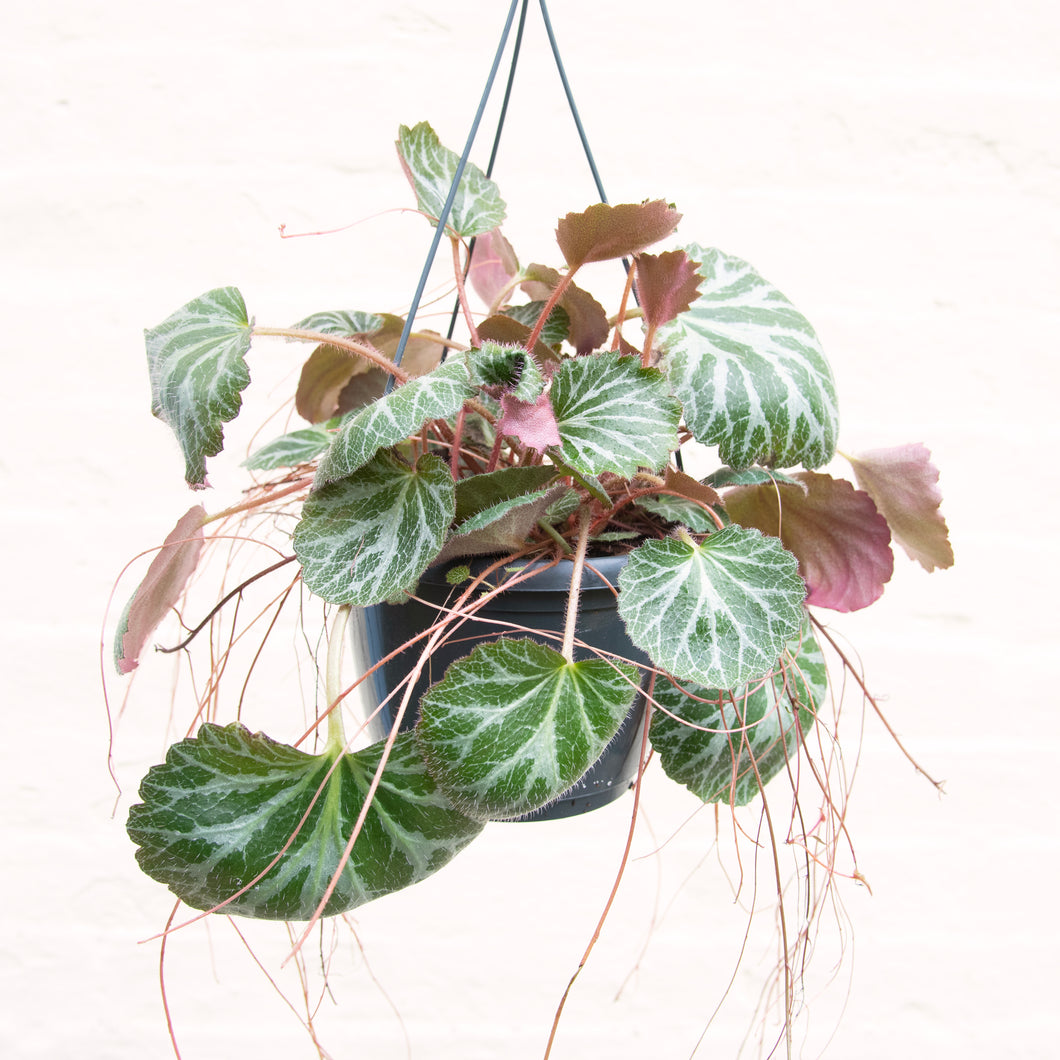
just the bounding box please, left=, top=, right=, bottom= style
left=111, top=107, right=952, bottom=1047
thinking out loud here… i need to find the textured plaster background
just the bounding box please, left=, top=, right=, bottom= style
left=2, top=2, right=1058, bottom=1057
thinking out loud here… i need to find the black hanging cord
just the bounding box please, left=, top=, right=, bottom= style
left=386, top=0, right=522, bottom=389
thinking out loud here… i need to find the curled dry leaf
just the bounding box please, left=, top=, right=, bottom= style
left=114, top=505, right=206, bottom=674
left=844, top=443, right=954, bottom=572
left=724, top=472, right=893, bottom=613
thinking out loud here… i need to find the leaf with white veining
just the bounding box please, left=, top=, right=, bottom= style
left=244, top=426, right=332, bottom=471
left=295, top=451, right=454, bottom=606
left=145, top=287, right=253, bottom=487
left=661, top=246, right=838, bottom=470
left=417, top=639, right=639, bottom=820
left=397, top=122, right=506, bottom=238
left=650, top=624, right=826, bottom=805
left=127, top=724, right=483, bottom=920
left=549, top=352, right=681, bottom=477
left=617, top=526, right=805, bottom=688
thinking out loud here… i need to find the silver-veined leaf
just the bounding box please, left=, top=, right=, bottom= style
left=145, top=287, right=253, bottom=487
left=417, top=639, right=639, bottom=820
left=244, top=426, right=332, bottom=471
left=314, top=360, right=473, bottom=486
left=661, top=245, right=838, bottom=470
left=617, top=525, right=805, bottom=688
left=127, top=724, right=483, bottom=921
left=550, top=352, right=681, bottom=477
left=397, top=121, right=506, bottom=238
left=295, top=451, right=454, bottom=606
left=650, top=624, right=826, bottom=805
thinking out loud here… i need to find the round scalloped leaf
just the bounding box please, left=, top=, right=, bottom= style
left=127, top=724, right=483, bottom=921
left=660, top=245, right=838, bottom=470
left=294, top=451, right=454, bottom=606
left=417, top=639, right=639, bottom=820
left=650, top=625, right=826, bottom=806
left=397, top=121, right=506, bottom=238
left=550, top=352, right=681, bottom=477
left=617, top=526, right=806, bottom=689
left=145, top=287, right=253, bottom=487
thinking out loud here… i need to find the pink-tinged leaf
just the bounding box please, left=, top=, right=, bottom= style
left=498, top=391, right=561, bottom=452
left=114, top=505, right=206, bottom=674
left=521, top=264, right=608, bottom=354
left=468, top=228, right=519, bottom=307
left=634, top=250, right=702, bottom=329
left=477, top=314, right=561, bottom=365
left=556, top=201, right=682, bottom=269
left=724, top=472, right=893, bottom=612
left=845, top=444, right=954, bottom=572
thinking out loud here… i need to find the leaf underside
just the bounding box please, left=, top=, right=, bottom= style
left=127, top=724, right=483, bottom=920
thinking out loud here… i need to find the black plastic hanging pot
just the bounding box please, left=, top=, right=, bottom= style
left=353, top=553, right=649, bottom=821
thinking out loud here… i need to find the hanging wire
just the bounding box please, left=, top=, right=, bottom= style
left=387, top=0, right=523, bottom=388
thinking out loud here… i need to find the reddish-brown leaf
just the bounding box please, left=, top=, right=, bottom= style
left=724, top=472, right=893, bottom=612
left=845, top=444, right=954, bottom=572
left=115, top=505, right=206, bottom=674
left=634, top=249, right=702, bottom=329
left=555, top=200, right=682, bottom=269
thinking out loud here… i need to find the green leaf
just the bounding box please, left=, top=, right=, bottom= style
left=314, top=360, right=473, bottom=486
left=650, top=625, right=826, bottom=806
left=396, top=121, right=506, bottom=239
left=453, top=466, right=560, bottom=525
left=617, top=526, right=806, bottom=688
left=550, top=352, right=681, bottom=477
left=468, top=341, right=546, bottom=404
left=145, top=287, right=253, bottom=487
left=705, top=466, right=805, bottom=490
left=504, top=302, right=570, bottom=350
left=291, top=309, right=385, bottom=336
left=294, top=451, right=454, bottom=606
left=417, top=639, right=639, bottom=820
left=127, top=724, right=483, bottom=921
left=661, top=245, right=838, bottom=470
left=637, top=495, right=720, bottom=533
left=244, top=426, right=332, bottom=471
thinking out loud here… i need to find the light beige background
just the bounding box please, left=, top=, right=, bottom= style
left=3, top=2, right=1057, bottom=1057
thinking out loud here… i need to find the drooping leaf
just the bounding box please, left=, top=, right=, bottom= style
left=650, top=624, right=826, bottom=806
left=244, top=426, right=332, bottom=471
left=635, top=249, right=702, bottom=329
left=555, top=201, right=681, bottom=269
left=468, top=228, right=519, bottom=307
left=295, top=451, right=454, bottom=606
left=724, top=472, right=893, bottom=612
left=396, top=121, right=506, bottom=239
left=293, top=313, right=444, bottom=424
left=661, top=245, right=838, bottom=470
left=453, top=466, right=560, bottom=525
left=114, top=505, right=206, bottom=674
left=617, top=526, right=805, bottom=688
left=416, top=639, right=639, bottom=820
left=549, top=352, right=681, bottom=477
left=145, top=287, right=253, bottom=487
left=127, top=724, right=483, bottom=920
left=314, top=360, right=473, bottom=486
left=521, top=264, right=609, bottom=354
left=844, top=444, right=954, bottom=572
left=437, top=485, right=566, bottom=563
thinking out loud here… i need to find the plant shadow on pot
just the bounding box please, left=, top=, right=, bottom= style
left=352, top=553, right=649, bottom=822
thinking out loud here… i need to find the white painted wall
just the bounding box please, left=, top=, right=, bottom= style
left=3, top=1, right=1057, bottom=1057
